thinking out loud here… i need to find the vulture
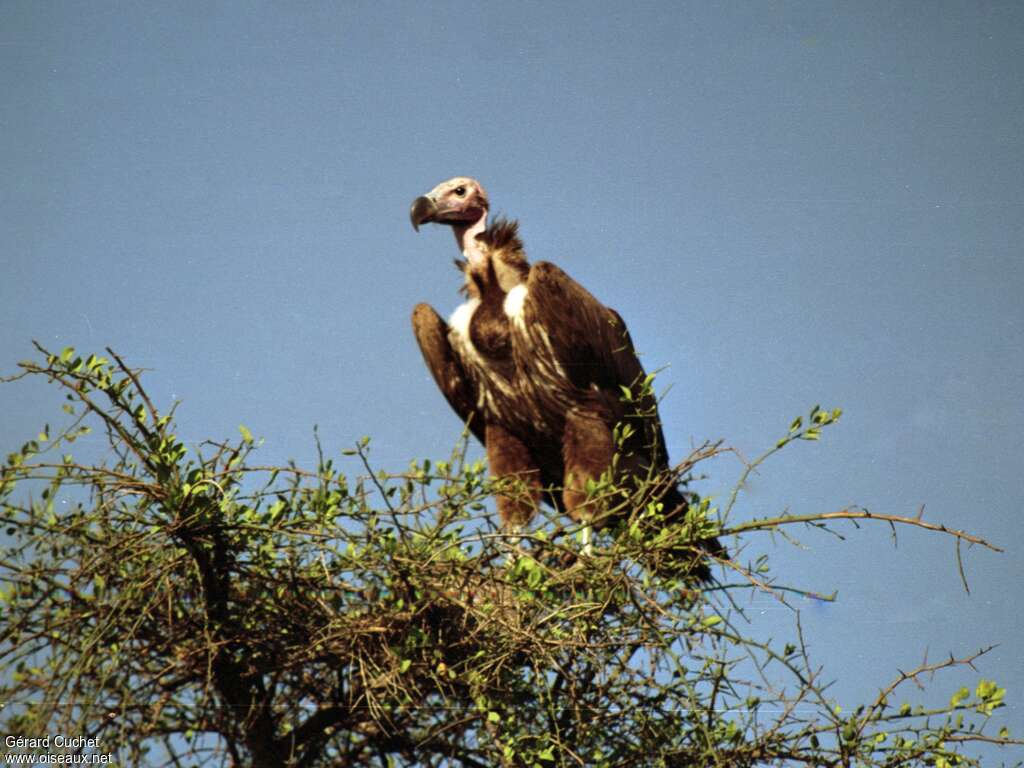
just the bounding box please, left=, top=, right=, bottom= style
left=409, top=177, right=721, bottom=577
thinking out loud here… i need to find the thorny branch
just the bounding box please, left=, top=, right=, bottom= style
left=0, top=348, right=1018, bottom=768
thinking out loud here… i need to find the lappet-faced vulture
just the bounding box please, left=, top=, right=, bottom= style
left=409, top=177, right=721, bottom=578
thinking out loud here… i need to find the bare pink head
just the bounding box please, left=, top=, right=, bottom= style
left=409, top=177, right=489, bottom=232
left=410, top=177, right=491, bottom=267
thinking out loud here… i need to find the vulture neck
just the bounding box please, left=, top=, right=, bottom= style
left=453, top=213, right=489, bottom=272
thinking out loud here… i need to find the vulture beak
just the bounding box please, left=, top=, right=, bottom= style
left=409, top=196, right=437, bottom=232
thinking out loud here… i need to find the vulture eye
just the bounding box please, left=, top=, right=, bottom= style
left=454, top=186, right=466, bottom=197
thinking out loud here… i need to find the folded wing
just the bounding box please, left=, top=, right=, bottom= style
left=411, top=303, right=486, bottom=445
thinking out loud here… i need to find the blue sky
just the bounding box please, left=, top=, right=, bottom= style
left=2, top=0, right=1022, bottom=759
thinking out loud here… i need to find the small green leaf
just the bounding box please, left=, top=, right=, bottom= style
left=487, top=711, right=501, bottom=724
left=239, top=424, right=253, bottom=443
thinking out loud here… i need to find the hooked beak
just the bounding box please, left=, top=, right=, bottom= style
left=409, top=196, right=437, bottom=232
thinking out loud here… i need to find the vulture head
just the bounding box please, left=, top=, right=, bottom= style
left=409, top=177, right=489, bottom=232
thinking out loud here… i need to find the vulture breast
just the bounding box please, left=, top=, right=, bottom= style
left=447, top=297, right=522, bottom=430
left=447, top=285, right=576, bottom=440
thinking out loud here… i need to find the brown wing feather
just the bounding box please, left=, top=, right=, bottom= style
left=411, top=303, right=486, bottom=445
left=523, top=262, right=669, bottom=466
left=523, top=263, right=640, bottom=388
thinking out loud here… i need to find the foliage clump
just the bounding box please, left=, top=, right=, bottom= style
left=0, top=345, right=1018, bottom=767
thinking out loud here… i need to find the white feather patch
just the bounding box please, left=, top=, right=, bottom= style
left=503, top=284, right=528, bottom=319
left=448, top=299, right=480, bottom=340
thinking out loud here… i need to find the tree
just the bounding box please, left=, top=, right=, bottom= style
left=1, top=344, right=1018, bottom=767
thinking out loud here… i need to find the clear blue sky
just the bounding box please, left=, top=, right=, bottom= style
left=2, top=1, right=1021, bottom=759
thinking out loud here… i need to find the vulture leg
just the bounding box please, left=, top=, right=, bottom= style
left=411, top=303, right=485, bottom=445
left=562, top=407, right=616, bottom=554
left=484, top=423, right=541, bottom=549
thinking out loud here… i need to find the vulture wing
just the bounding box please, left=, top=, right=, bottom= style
left=523, top=263, right=643, bottom=390
left=523, top=262, right=670, bottom=462
left=411, top=303, right=486, bottom=445
left=524, top=262, right=723, bottom=578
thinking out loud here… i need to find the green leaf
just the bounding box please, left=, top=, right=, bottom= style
left=789, top=416, right=802, bottom=433
left=487, top=711, right=501, bottom=723
left=239, top=424, right=254, bottom=443
left=950, top=687, right=970, bottom=707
